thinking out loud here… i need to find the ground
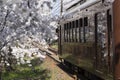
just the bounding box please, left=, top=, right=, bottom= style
left=2, top=56, right=74, bottom=80
left=40, top=56, right=74, bottom=80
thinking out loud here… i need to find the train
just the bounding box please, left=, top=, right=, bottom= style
left=57, top=0, right=120, bottom=80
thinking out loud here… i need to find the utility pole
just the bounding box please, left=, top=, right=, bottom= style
left=113, top=0, right=120, bottom=80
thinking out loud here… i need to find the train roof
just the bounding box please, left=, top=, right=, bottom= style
left=60, top=0, right=112, bottom=24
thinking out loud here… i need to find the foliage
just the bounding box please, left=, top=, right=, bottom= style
left=0, top=0, right=57, bottom=73
left=2, top=59, right=51, bottom=80
left=50, top=41, right=58, bottom=50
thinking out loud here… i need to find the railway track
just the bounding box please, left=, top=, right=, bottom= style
left=45, top=47, right=89, bottom=80
left=33, top=42, right=88, bottom=80
left=33, top=44, right=74, bottom=79
left=46, top=48, right=77, bottom=80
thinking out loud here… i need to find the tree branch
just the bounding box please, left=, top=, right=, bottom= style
left=28, top=0, right=31, bottom=8
left=0, top=10, right=10, bottom=32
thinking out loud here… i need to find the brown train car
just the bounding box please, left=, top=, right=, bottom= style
left=58, top=0, right=119, bottom=80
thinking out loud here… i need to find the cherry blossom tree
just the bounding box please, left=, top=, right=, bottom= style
left=0, top=0, right=57, bottom=71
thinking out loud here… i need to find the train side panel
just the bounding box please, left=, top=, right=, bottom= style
left=58, top=1, right=113, bottom=80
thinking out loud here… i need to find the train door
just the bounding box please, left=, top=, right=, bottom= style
left=95, top=9, right=113, bottom=73
left=95, top=11, right=107, bottom=71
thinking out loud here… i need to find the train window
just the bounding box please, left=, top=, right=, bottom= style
left=65, top=23, right=68, bottom=42
left=76, top=20, right=79, bottom=28
left=67, top=23, right=69, bottom=42
left=68, top=22, right=70, bottom=42
left=80, top=18, right=83, bottom=27
left=76, top=20, right=79, bottom=42
left=72, top=21, right=74, bottom=42
left=72, top=21, right=75, bottom=28
left=79, top=19, right=81, bottom=42
left=64, top=24, right=66, bottom=42
left=84, top=17, right=88, bottom=26
left=66, top=23, right=68, bottom=42
left=65, top=24, right=66, bottom=30
left=65, top=24, right=67, bottom=42
left=79, top=18, right=84, bottom=43
left=84, top=17, right=89, bottom=43
left=74, top=20, right=77, bottom=42
left=71, top=22, right=72, bottom=42
left=89, top=16, right=95, bottom=42
left=64, top=24, right=67, bottom=42
left=70, top=22, right=72, bottom=42
left=73, top=21, right=76, bottom=42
